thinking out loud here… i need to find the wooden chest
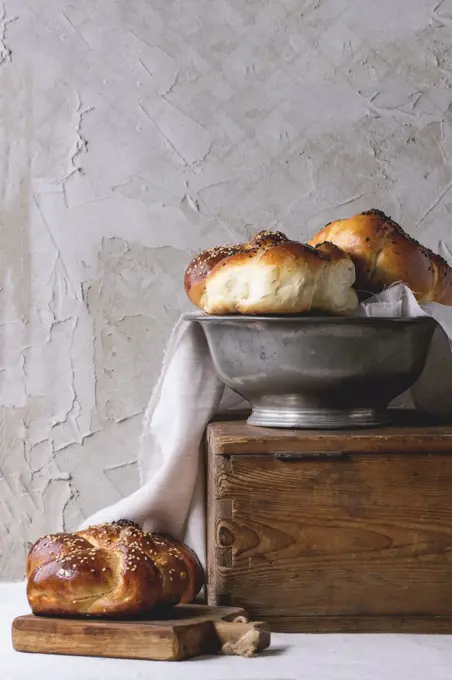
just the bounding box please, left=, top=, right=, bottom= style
left=206, top=415, right=452, bottom=633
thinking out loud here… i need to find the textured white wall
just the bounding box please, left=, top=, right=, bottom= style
left=1, top=0, right=452, bottom=579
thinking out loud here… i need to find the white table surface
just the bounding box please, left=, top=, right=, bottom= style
left=2, top=582, right=452, bottom=680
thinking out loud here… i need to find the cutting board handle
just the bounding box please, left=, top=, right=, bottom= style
left=214, top=617, right=271, bottom=657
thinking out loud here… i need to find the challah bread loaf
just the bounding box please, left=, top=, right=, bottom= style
left=185, top=230, right=358, bottom=315
left=26, top=520, right=204, bottom=617
left=308, top=209, right=452, bottom=305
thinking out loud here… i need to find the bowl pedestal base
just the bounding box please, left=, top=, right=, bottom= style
left=247, top=406, right=392, bottom=429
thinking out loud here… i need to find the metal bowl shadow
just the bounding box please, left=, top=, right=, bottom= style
left=193, top=314, right=437, bottom=429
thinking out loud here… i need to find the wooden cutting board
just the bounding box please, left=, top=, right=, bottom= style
left=12, top=604, right=271, bottom=661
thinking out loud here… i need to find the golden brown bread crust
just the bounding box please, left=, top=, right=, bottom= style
left=314, top=240, right=353, bottom=263
left=185, top=230, right=358, bottom=315
left=308, top=209, right=452, bottom=305
left=26, top=520, right=204, bottom=617
left=151, top=533, right=204, bottom=604
left=184, top=231, right=290, bottom=311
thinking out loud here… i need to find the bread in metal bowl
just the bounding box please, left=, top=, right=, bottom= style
left=185, top=230, right=358, bottom=316
left=309, top=209, right=452, bottom=305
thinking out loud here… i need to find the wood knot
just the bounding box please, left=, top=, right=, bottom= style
left=218, top=524, right=234, bottom=547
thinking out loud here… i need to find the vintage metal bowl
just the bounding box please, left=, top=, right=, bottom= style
left=193, top=314, right=437, bottom=429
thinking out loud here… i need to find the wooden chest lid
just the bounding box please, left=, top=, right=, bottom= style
left=207, top=411, right=452, bottom=456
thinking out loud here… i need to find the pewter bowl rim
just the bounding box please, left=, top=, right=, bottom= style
left=188, top=313, right=437, bottom=326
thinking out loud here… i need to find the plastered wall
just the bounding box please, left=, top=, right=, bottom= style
left=1, top=0, right=452, bottom=578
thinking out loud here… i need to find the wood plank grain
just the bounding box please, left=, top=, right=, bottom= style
left=208, top=453, right=452, bottom=624
left=12, top=605, right=247, bottom=661
left=12, top=616, right=210, bottom=661
left=258, top=615, right=452, bottom=634
left=207, top=414, right=452, bottom=455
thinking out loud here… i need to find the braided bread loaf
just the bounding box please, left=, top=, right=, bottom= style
left=26, top=520, right=204, bottom=617
left=185, top=230, right=358, bottom=315
left=308, top=209, right=452, bottom=305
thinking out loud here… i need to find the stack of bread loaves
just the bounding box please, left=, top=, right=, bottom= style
left=185, top=209, right=452, bottom=314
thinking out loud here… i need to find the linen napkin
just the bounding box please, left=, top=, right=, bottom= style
left=81, top=285, right=452, bottom=567
left=80, top=313, right=241, bottom=566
